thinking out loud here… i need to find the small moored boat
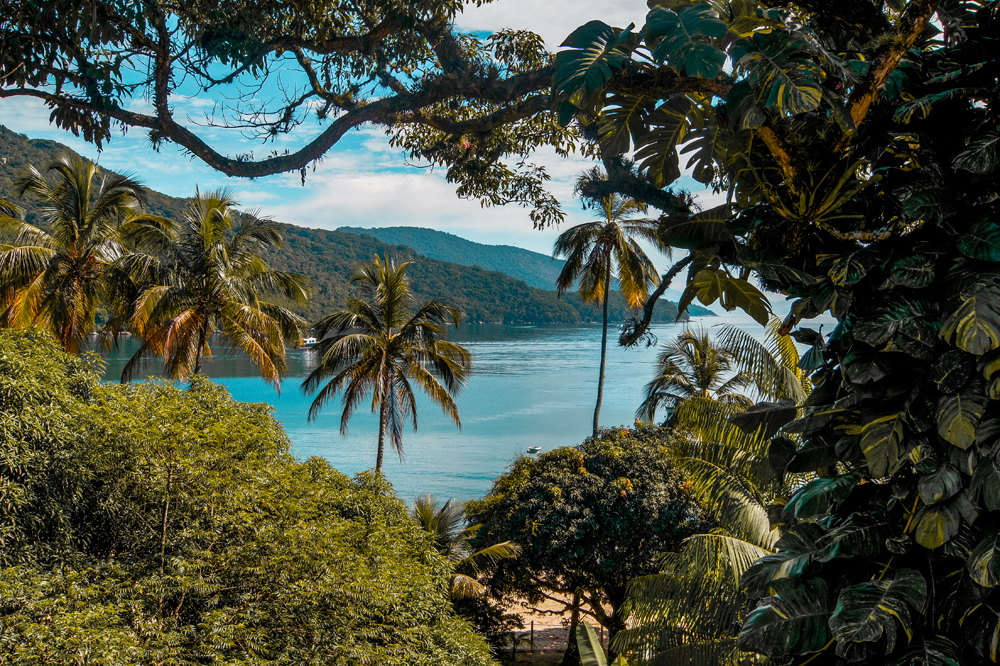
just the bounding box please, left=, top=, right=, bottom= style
left=296, top=336, right=319, bottom=349
left=526, top=446, right=541, bottom=454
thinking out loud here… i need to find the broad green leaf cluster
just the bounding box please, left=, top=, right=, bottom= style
left=0, top=328, right=496, bottom=666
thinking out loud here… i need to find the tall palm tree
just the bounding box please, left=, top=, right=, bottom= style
left=411, top=494, right=520, bottom=599
left=555, top=169, right=662, bottom=435
left=112, top=189, right=309, bottom=388
left=301, top=255, right=472, bottom=474
left=0, top=155, right=147, bottom=352
left=615, top=320, right=812, bottom=666
left=636, top=327, right=756, bottom=422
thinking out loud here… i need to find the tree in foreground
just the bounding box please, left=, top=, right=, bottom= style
left=0, top=327, right=497, bottom=665
left=0, top=154, right=146, bottom=352
left=111, top=189, right=309, bottom=387
left=555, top=169, right=661, bottom=435
left=553, top=2, right=1000, bottom=664
left=302, top=254, right=472, bottom=474
left=411, top=495, right=521, bottom=599
left=465, top=424, right=707, bottom=665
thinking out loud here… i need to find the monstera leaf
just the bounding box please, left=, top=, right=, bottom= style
left=680, top=113, right=728, bottom=184
left=917, top=464, right=963, bottom=506
left=730, top=400, right=798, bottom=439
left=930, top=350, right=973, bottom=394
left=645, top=3, right=727, bottom=78
left=953, top=132, right=1000, bottom=174
left=911, top=502, right=961, bottom=549
left=735, top=33, right=824, bottom=116
left=971, top=451, right=1000, bottom=510
left=659, top=203, right=734, bottom=249
left=884, top=254, right=936, bottom=290
left=940, top=286, right=1000, bottom=355
left=887, top=635, right=963, bottom=666
left=598, top=92, right=655, bottom=156
left=854, top=299, right=939, bottom=359
left=634, top=96, right=692, bottom=186
left=829, top=569, right=927, bottom=654
left=814, top=513, right=894, bottom=562
left=783, top=473, right=862, bottom=520
left=860, top=409, right=907, bottom=478
left=742, top=523, right=826, bottom=596
left=936, top=380, right=987, bottom=450
left=677, top=267, right=772, bottom=325
left=738, top=578, right=832, bottom=656
left=555, top=21, right=637, bottom=107
left=958, top=219, right=1000, bottom=262
left=967, top=525, right=1000, bottom=587
left=817, top=249, right=880, bottom=288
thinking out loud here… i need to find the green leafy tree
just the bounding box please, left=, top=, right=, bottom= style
left=553, top=2, right=1000, bottom=664
left=0, top=327, right=498, bottom=665
left=111, top=189, right=309, bottom=387
left=465, top=424, right=707, bottom=664
left=411, top=495, right=521, bottom=599
left=302, top=254, right=472, bottom=474
left=555, top=169, right=662, bottom=434
left=0, top=154, right=146, bottom=352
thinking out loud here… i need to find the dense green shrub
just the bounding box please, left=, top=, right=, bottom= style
left=0, top=328, right=496, bottom=665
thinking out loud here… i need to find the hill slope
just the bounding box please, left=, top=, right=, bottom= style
left=338, top=226, right=567, bottom=291
left=0, top=124, right=708, bottom=325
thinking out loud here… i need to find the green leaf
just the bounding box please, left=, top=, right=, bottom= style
left=887, top=636, right=963, bottom=666
left=843, top=348, right=892, bottom=385
left=940, top=287, right=1000, bottom=355
left=786, top=437, right=839, bottom=474
left=645, top=3, right=727, bottom=78
left=738, top=578, right=832, bottom=656
left=971, top=452, right=1000, bottom=511
left=814, top=513, right=893, bottom=562
left=818, top=249, right=878, bottom=288
left=555, top=22, right=636, bottom=106
left=953, top=133, right=1000, bottom=174
left=735, top=33, right=823, bottom=116
left=659, top=203, right=734, bottom=250
left=680, top=114, right=728, bottom=184
left=917, top=464, right=963, bottom=506
left=854, top=300, right=939, bottom=359
left=861, top=409, right=907, bottom=478
left=894, top=87, right=987, bottom=124
left=783, top=473, right=862, bottom=520
left=958, top=219, right=1000, bottom=262
left=967, top=525, right=1000, bottom=588
left=911, top=502, right=961, bottom=549
left=742, top=524, right=826, bottom=596
left=930, top=350, right=973, bottom=394
left=729, top=399, right=798, bottom=439
left=576, top=622, right=608, bottom=666
left=634, top=97, right=692, bottom=187
left=829, top=569, right=927, bottom=654
left=936, top=381, right=987, bottom=450
left=884, top=255, right=935, bottom=290
left=768, top=435, right=798, bottom=479
left=598, top=93, right=655, bottom=156
left=720, top=275, right=772, bottom=325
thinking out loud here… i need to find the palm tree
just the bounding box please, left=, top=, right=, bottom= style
left=555, top=169, right=662, bottom=435
left=615, top=320, right=812, bottom=666
left=0, top=155, right=147, bottom=352
left=411, top=494, right=520, bottom=599
left=301, top=254, right=472, bottom=474
left=112, top=189, right=309, bottom=388
left=636, top=327, right=756, bottom=422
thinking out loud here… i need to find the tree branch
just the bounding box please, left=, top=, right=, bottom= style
left=619, top=254, right=694, bottom=348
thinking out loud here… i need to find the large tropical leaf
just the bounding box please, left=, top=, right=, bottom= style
left=658, top=203, right=735, bottom=250
left=860, top=408, right=907, bottom=478
left=887, top=635, right=963, bottom=666
left=783, top=473, right=862, bottom=520
left=829, top=569, right=927, bottom=655
left=953, top=132, right=1000, bottom=174
left=884, top=255, right=936, bottom=290
left=738, top=577, right=832, bottom=656
left=555, top=21, right=637, bottom=107
left=936, top=380, right=988, bottom=450
left=576, top=622, right=608, bottom=666
left=680, top=113, right=729, bottom=184
left=598, top=93, right=656, bottom=155
left=635, top=96, right=692, bottom=187
left=645, top=3, right=727, bottom=78
left=815, top=512, right=894, bottom=562
left=730, top=399, right=798, bottom=440
left=940, top=286, right=1000, bottom=356
left=741, top=523, right=825, bottom=596
left=918, top=464, right=964, bottom=506
left=734, top=33, right=824, bottom=117
left=968, top=525, right=1000, bottom=588
left=958, top=219, right=1000, bottom=262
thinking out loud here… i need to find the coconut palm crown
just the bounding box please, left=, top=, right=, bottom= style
left=301, top=254, right=472, bottom=473
left=111, top=189, right=309, bottom=388
left=0, top=155, right=147, bottom=352
left=555, top=168, right=662, bottom=435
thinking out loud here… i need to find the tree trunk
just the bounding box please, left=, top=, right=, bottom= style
left=193, top=319, right=209, bottom=375
left=593, top=263, right=611, bottom=436
left=375, top=397, right=387, bottom=474
left=561, top=591, right=582, bottom=666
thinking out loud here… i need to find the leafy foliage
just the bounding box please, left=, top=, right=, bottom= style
left=0, top=328, right=496, bottom=665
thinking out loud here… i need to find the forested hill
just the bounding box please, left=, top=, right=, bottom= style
left=338, top=226, right=566, bottom=291
left=0, top=124, right=709, bottom=324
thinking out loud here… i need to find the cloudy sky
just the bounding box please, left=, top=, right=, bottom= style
left=0, top=0, right=721, bottom=260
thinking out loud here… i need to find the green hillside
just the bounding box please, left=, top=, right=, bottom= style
left=338, top=225, right=567, bottom=290
left=0, top=124, right=706, bottom=325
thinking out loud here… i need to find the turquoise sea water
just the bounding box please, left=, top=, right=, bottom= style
left=99, top=312, right=772, bottom=502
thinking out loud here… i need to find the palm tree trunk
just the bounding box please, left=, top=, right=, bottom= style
left=561, top=591, right=582, bottom=666
left=193, top=320, right=209, bottom=375
left=593, top=262, right=611, bottom=436
left=376, top=397, right=387, bottom=474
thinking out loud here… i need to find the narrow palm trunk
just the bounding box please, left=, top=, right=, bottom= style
left=376, top=397, right=387, bottom=474
left=193, top=320, right=209, bottom=375
left=593, top=263, right=611, bottom=436
left=562, top=591, right=582, bottom=666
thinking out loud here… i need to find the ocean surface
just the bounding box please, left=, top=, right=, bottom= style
left=99, top=312, right=788, bottom=502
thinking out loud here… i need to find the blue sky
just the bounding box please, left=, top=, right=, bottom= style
left=0, top=0, right=724, bottom=263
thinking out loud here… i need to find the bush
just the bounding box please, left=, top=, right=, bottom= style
left=0, top=328, right=497, bottom=665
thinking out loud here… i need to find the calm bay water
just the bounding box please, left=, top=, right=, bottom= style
left=99, top=313, right=768, bottom=502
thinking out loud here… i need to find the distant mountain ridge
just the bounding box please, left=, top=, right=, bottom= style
left=338, top=226, right=566, bottom=291
left=0, top=124, right=711, bottom=324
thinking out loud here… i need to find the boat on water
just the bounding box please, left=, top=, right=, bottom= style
left=295, top=336, right=319, bottom=349
left=527, top=446, right=541, bottom=454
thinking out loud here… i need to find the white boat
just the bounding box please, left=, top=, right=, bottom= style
left=296, top=336, right=318, bottom=349
left=527, top=446, right=541, bottom=454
